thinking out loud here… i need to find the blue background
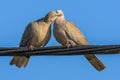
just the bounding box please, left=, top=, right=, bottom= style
left=0, top=0, right=120, bottom=80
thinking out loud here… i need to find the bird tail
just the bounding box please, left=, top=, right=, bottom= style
left=84, top=54, right=106, bottom=71
left=10, top=56, right=30, bottom=68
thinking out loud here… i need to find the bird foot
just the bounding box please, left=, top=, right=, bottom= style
left=29, top=45, right=35, bottom=51
left=65, top=43, right=71, bottom=48
left=40, top=46, right=44, bottom=48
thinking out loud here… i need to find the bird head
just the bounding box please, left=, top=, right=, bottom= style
left=56, top=10, right=64, bottom=17
left=45, top=11, right=58, bottom=23
left=55, top=10, right=65, bottom=21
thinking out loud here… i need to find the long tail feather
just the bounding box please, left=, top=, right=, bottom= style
left=84, top=54, right=106, bottom=71
left=10, top=56, right=30, bottom=68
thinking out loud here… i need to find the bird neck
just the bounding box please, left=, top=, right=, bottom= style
left=44, top=18, right=52, bottom=24
left=55, top=16, right=65, bottom=23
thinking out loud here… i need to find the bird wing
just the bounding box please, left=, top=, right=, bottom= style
left=19, top=23, right=33, bottom=47
left=65, top=20, right=106, bottom=71
left=65, top=20, right=88, bottom=45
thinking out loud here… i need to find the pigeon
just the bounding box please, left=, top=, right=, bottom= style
left=53, top=10, right=106, bottom=71
left=10, top=11, right=58, bottom=68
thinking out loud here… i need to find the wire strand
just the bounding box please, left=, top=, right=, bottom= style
left=0, top=45, right=120, bottom=56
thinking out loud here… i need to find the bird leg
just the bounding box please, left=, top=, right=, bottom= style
left=65, top=40, right=76, bottom=48
left=65, top=41, right=71, bottom=48
left=40, top=46, right=44, bottom=48
left=29, top=44, right=35, bottom=51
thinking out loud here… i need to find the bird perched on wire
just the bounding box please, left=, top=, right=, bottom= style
left=53, top=10, right=106, bottom=71
left=10, top=11, right=58, bottom=68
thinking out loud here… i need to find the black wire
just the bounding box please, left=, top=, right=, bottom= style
left=0, top=45, right=120, bottom=56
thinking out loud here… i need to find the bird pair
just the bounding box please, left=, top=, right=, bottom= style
left=10, top=10, right=106, bottom=71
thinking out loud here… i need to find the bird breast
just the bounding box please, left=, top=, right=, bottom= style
left=31, top=22, right=51, bottom=45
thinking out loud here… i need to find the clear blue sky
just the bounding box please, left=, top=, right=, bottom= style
left=0, top=0, right=120, bottom=80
